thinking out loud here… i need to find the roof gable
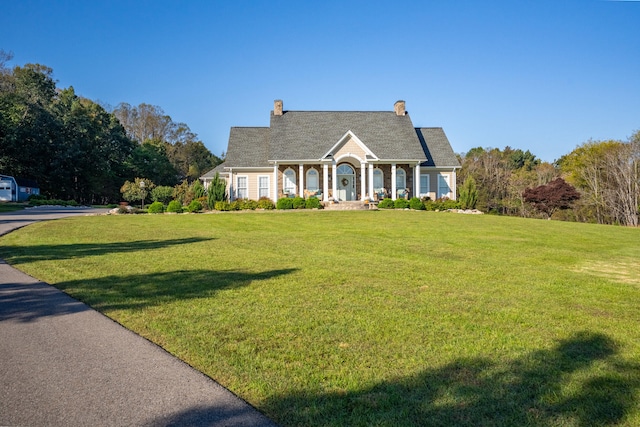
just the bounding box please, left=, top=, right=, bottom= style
left=321, top=130, right=379, bottom=162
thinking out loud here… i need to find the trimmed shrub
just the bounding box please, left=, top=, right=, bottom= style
left=229, top=200, right=242, bottom=211
left=424, top=198, right=461, bottom=211
left=292, top=196, right=306, bottom=209
left=277, top=197, right=294, bottom=210
left=187, top=200, right=203, bottom=213
left=214, top=201, right=231, bottom=211
left=424, top=200, right=437, bottom=211
left=27, top=194, right=47, bottom=201
left=148, top=201, right=165, bottom=214
left=441, top=198, right=461, bottom=210
left=305, top=197, right=322, bottom=209
left=241, top=199, right=258, bottom=210
left=394, top=198, right=410, bottom=209
left=378, top=198, right=395, bottom=209
left=167, top=200, right=183, bottom=213
left=409, top=197, right=425, bottom=210
left=257, top=197, right=275, bottom=210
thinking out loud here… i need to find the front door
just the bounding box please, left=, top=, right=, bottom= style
left=336, top=164, right=355, bottom=201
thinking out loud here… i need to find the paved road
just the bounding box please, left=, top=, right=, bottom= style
left=0, top=207, right=278, bottom=426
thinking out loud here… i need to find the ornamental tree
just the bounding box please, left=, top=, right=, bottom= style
left=523, top=178, right=580, bottom=219
left=120, top=178, right=155, bottom=209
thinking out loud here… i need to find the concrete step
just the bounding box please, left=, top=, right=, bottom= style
left=322, top=201, right=372, bottom=211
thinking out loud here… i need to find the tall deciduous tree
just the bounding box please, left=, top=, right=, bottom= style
left=1, top=62, right=136, bottom=203
left=559, top=137, right=639, bottom=226
left=112, top=102, right=222, bottom=183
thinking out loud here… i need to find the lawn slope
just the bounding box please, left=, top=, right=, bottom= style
left=1, top=211, right=639, bottom=426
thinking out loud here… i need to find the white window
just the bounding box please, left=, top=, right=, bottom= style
left=373, top=168, right=384, bottom=190
left=420, top=173, right=430, bottom=197
left=438, top=174, right=451, bottom=199
left=258, top=175, right=270, bottom=199
left=236, top=176, right=248, bottom=199
left=283, top=168, right=296, bottom=194
left=396, top=168, right=406, bottom=191
left=306, top=168, right=319, bottom=191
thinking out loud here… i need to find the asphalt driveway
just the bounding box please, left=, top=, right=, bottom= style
left=0, top=207, right=277, bottom=426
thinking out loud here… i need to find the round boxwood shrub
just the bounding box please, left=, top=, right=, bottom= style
left=166, top=200, right=183, bottom=213
left=214, top=201, right=231, bottom=211
left=394, top=198, right=410, bottom=209
left=305, top=196, right=322, bottom=209
left=241, top=199, right=258, bottom=210
left=378, top=198, right=395, bottom=209
left=257, top=197, right=275, bottom=210
left=292, top=196, right=306, bottom=209
left=277, top=197, right=294, bottom=210
left=441, top=199, right=461, bottom=210
left=409, top=197, right=425, bottom=210
left=148, top=201, right=165, bottom=214
left=187, top=200, right=203, bottom=213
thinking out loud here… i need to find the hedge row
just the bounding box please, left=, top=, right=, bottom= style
left=276, top=196, right=322, bottom=210
left=28, top=198, right=80, bottom=207
left=213, top=198, right=276, bottom=211
left=377, top=197, right=460, bottom=211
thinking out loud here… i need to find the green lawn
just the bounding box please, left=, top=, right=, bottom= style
left=1, top=211, right=639, bottom=426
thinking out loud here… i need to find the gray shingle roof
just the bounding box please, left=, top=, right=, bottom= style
left=223, top=127, right=270, bottom=168
left=200, top=163, right=226, bottom=178
left=269, top=111, right=426, bottom=161
left=416, top=128, right=460, bottom=167
left=200, top=106, right=460, bottom=180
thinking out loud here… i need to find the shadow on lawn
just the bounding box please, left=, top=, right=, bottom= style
left=265, top=332, right=640, bottom=427
left=55, top=268, right=298, bottom=311
left=1, top=237, right=213, bottom=265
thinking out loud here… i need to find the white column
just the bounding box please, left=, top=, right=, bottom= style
left=228, top=169, right=234, bottom=201
left=331, top=162, right=337, bottom=200
left=368, top=163, right=374, bottom=199
left=360, top=163, right=366, bottom=200
left=273, top=164, right=278, bottom=202
left=415, top=164, right=421, bottom=198
left=451, top=168, right=457, bottom=200
left=391, top=163, right=397, bottom=200
left=323, top=163, right=329, bottom=201
left=299, top=164, right=304, bottom=197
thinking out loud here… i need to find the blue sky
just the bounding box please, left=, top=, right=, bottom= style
left=2, top=0, right=639, bottom=162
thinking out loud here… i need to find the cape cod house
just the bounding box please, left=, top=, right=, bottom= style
left=201, top=100, right=460, bottom=204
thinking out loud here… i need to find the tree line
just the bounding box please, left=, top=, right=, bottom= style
left=0, top=51, right=222, bottom=204
left=457, top=131, right=640, bottom=226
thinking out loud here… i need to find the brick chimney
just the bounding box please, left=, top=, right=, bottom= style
left=274, top=99, right=283, bottom=116
left=394, top=100, right=406, bottom=116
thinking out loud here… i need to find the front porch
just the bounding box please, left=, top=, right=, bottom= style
left=273, top=160, right=427, bottom=203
